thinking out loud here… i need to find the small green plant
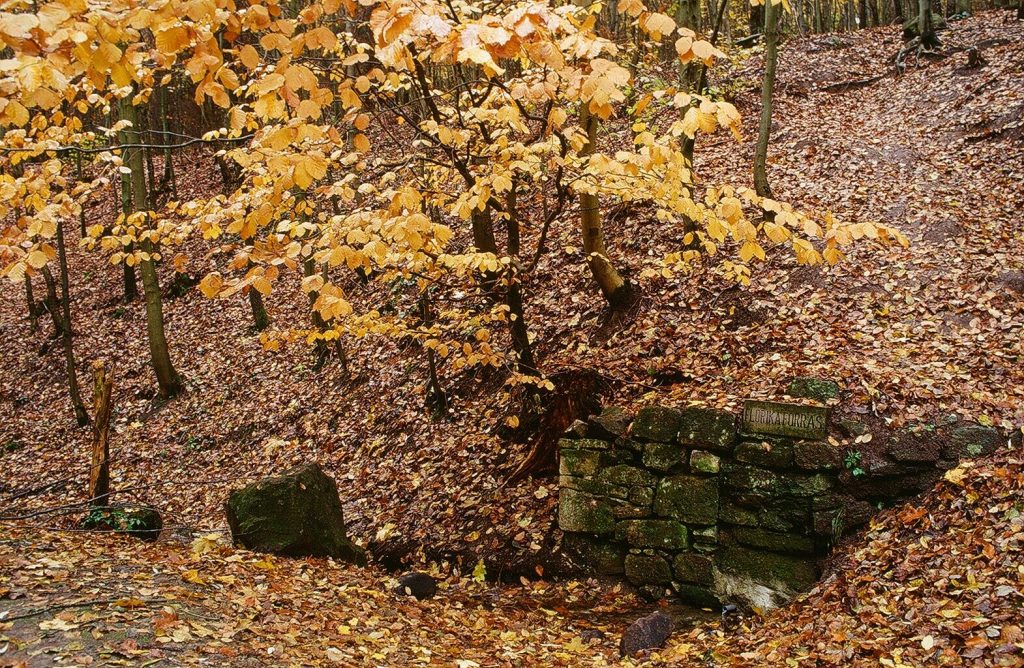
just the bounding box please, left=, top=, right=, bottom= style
left=844, top=450, right=866, bottom=478
left=2, top=439, right=24, bottom=454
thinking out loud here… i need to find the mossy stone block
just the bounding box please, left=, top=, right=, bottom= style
left=793, top=440, right=842, bottom=470
left=632, top=406, right=683, bottom=442
left=653, top=474, right=719, bottom=525
left=642, top=441, right=687, bottom=472
left=558, top=488, right=614, bottom=535
left=732, top=526, right=816, bottom=554
left=943, top=423, right=1002, bottom=460
left=689, top=450, right=721, bottom=473
left=559, top=449, right=606, bottom=477
left=597, top=465, right=657, bottom=488
left=716, top=546, right=819, bottom=593
left=678, top=407, right=737, bottom=452
left=562, top=534, right=625, bottom=575
left=615, top=519, right=689, bottom=550
left=672, top=552, right=715, bottom=585
left=624, top=553, right=673, bottom=585
left=735, top=440, right=795, bottom=468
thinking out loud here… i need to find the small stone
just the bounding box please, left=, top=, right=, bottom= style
left=653, top=475, right=719, bottom=525
left=691, top=525, right=719, bottom=545
left=558, top=488, right=614, bottom=535
left=673, top=553, right=715, bottom=585
left=632, top=406, right=683, bottom=442
left=590, top=407, right=632, bottom=439
left=689, top=450, right=721, bottom=473
left=624, top=553, right=673, bottom=585
left=615, top=519, right=689, bottom=550
left=793, top=441, right=842, bottom=470
left=620, top=611, right=674, bottom=657
left=735, top=440, right=794, bottom=468
left=837, top=419, right=869, bottom=437
left=394, top=572, right=437, bottom=600
left=642, top=442, right=687, bottom=472
left=678, top=407, right=737, bottom=452
left=564, top=420, right=589, bottom=438
left=787, top=377, right=840, bottom=402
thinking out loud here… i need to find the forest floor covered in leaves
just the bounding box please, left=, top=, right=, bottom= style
left=1, top=10, right=1023, bottom=667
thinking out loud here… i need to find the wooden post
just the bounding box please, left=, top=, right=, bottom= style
left=88, top=361, right=113, bottom=507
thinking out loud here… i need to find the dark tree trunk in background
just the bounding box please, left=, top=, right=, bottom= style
left=754, top=0, right=781, bottom=199
left=55, top=219, right=89, bottom=426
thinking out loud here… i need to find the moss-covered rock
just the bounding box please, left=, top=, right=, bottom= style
left=589, top=406, right=632, bottom=440
left=716, top=546, right=819, bottom=593
left=225, top=463, right=365, bottom=563
left=793, top=440, right=842, bottom=470
left=653, top=475, right=719, bottom=525
left=723, top=463, right=833, bottom=497
left=732, top=526, right=816, bottom=554
left=787, top=377, right=840, bottom=402
left=559, top=438, right=611, bottom=451
left=642, top=442, right=686, bottom=472
left=558, top=488, right=615, bottom=535
left=597, top=465, right=657, bottom=489
left=735, top=440, right=794, bottom=468
left=632, top=407, right=682, bottom=442
left=624, top=553, right=672, bottom=585
left=615, top=519, right=689, bottom=550
left=672, top=552, right=714, bottom=585
left=81, top=506, right=163, bottom=541
left=678, top=408, right=737, bottom=452
left=943, top=423, right=1002, bottom=460
left=559, top=449, right=607, bottom=476
left=689, top=450, right=721, bottom=474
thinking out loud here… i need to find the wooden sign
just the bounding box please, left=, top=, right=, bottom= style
left=742, top=400, right=830, bottom=440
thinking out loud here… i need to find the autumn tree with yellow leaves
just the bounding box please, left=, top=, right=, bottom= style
left=0, top=0, right=907, bottom=421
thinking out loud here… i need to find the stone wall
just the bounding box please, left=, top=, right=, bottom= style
left=557, top=389, right=1005, bottom=609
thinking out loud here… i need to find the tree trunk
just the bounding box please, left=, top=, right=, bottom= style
left=118, top=154, right=139, bottom=303
left=247, top=285, right=270, bottom=331
left=860, top=0, right=869, bottom=26
left=121, top=95, right=183, bottom=399
left=578, top=106, right=634, bottom=311
left=88, top=361, right=112, bottom=507
left=55, top=219, right=89, bottom=426
left=754, top=0, right=781, bottom=199
left=25, top=274, right=39, bottom=335
left=41, top=266, right=65, bottom=338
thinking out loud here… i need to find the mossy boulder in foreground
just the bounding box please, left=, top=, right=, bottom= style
left=225, top=462, right=366, bottom=564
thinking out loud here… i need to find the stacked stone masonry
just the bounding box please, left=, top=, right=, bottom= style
left=558, top=394, right=1006, bottom=610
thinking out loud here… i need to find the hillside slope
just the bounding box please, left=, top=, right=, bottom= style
left=1, top=10, right=1023, bottom=665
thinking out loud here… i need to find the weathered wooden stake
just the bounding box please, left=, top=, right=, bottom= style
left=88, top=361, right=113, bottom=507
